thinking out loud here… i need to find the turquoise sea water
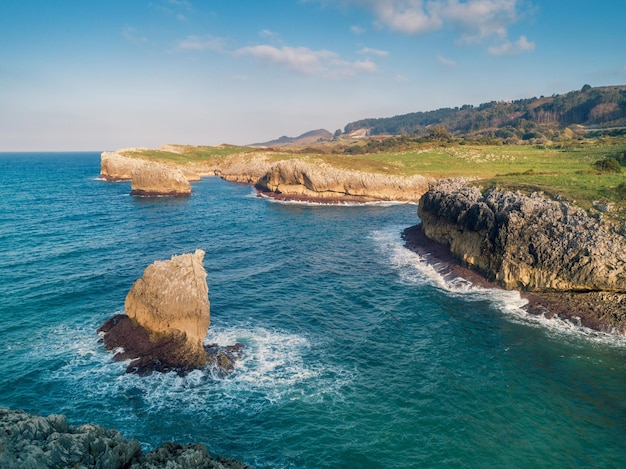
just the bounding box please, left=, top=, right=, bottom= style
left=1, top=152, right=625, bottom=468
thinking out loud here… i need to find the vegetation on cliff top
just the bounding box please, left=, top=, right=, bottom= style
left=344, top=84, right=626, bottom=142
left=122, top=84, right=626, bottom=217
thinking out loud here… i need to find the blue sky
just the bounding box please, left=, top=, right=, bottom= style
left=1, top=0, right=625, bottom=151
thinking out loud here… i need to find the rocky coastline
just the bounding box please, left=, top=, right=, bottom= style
left=411, top=180, right=626, bottom=335
left=0, top=407, right=250, bottom=469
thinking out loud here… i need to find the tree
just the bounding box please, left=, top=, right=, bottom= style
left=581, top=84, right=592, bottom=92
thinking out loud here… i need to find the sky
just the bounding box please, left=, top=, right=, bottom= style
left=1, top=0, right=625, bottom=151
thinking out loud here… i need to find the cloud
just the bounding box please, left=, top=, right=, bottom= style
left=177, top=35, right=227, bottom=52
left=234, top=44, right=378, bottom=78
left=488, top=35, right=535, bottom=56
left=149, top=0, right=191, bottom=20
left=437, top=54, right=456, bottom=66
left=351, top=25, right=367, bottom=35
left=358, top=47, right=389, bottom=56
left=333, top=0, right=525, bottom=42
left=121, top=26, right=148, bottom=44
left=260, top=29, right=279, bottom=39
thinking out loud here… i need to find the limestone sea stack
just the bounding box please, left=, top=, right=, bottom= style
left=130, top=160, right=191, bottom=196
left=99, top=250, right=212, bottom=374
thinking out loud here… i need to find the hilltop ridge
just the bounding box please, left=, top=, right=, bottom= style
left=343, top=84, right=626, bottom=142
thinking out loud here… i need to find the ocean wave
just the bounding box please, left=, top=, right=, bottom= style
left=371, top=227, right=626, bottom=347
left=34, top=319, right=352, bottom=419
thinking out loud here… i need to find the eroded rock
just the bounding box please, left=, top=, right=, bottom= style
left=98, top=250, right=243, bottom=375
left=130, top=160, right=191, bottom=196
left=417, top=180, right=626, bottom=292
left=0, top=408, right=251, bottom=469
left=255, top=159, right=430, bottom=202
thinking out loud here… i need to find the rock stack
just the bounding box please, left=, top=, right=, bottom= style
left=99, top=250, right=242, bottom=375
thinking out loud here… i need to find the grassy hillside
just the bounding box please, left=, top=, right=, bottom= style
left=344, top=85, right=626, bottom=143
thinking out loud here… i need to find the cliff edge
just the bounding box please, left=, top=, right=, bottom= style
left=255, top=159, right=430, bottom=202
left=416, top=180, right=626, bottom=333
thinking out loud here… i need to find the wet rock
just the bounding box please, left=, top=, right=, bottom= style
left=0, top=408, right=250, bottom=469
left=418, top=180, right=626, bottom=292
left=98, top=250, right=242, bottom=375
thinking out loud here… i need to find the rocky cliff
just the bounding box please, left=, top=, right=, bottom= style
left=101, top=149, right=432, bottom=202
left=100, top=150, right=146, bottom=181
left=418, top=181, right=626, bottom=292
left=99, top=250, right=214, bottom=374
left=0, top=407, right=250, bottom=468
left=130, top=160, right=191, bottom=196
left=255, top=159, right=430, bottom=202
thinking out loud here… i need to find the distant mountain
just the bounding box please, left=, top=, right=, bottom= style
left=252, top=129, right=334, bottom=147
left=344, top=85, right=626, bottom=139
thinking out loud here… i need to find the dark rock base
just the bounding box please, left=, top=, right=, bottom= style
left=129, top=189, right=191, bottom=197
left=403, top=224, right=626, bottom=336
left=98, top=315, right=244, bottom=376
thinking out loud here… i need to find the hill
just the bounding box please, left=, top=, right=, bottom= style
left=251, top=129, right=333, bottom=147
left=343, top=85, right=626, bottom=142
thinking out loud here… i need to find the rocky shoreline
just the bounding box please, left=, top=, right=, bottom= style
left=0, top=407, right=250, bottom=469
left=403, top=224, right=626, bottom=335
left=412, top=180, right=626, bottom=336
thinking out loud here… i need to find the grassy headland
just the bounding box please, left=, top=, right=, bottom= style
left=125, top=132, right=626, bottom=218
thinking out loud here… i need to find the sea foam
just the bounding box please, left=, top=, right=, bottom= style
left=371, top=227, right=626, bottom=346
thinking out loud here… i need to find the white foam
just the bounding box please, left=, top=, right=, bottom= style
left=371, top=227, right=626, bottom=346
left=255, top=191, right=412, bottom=207
left=35, top=320, right=352, bottom=418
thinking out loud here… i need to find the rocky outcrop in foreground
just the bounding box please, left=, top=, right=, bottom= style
left=255, top=159, right=430, bottom=202
left=0, top=407, right=250, bottom=469
left=417, top=181, right=626, bottom=333
left=99, top=250, right=243, bottom=375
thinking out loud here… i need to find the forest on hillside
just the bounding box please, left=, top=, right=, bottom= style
left=343, top=85, right=626, bottom=143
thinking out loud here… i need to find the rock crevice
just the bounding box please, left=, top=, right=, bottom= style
left=418, top=180, right=626, bottom=292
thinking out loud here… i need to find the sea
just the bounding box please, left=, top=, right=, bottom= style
left=1, top=152, right=625, bottom=468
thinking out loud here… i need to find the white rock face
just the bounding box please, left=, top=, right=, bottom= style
left=130, top=160, right=191, bottom=196
left=125, top=249, right=210, bottom=346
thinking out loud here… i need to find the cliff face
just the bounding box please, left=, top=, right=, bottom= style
left=255, top=159, right=431, bottom=202
left=418, top=181, right=626, bottom=292
left=100, top=150, right=192, bottom=195
left=130, top=160, right=191, bottom=196
left=100, top=150, right=145, bottom=181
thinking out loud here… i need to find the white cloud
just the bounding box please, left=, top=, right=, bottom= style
left=488, top=35, right=535, bottom=56
left=437, top=54, right=456, bottom=66
left=358, top=47, right=389, bottom=56
left=335, top=0, right=525, bottom=42
left=234, top=44, right=379, bottom=78
left=621, top=65, right=626, bottom=75
left=121, top=26, right=148, bottom=44
left=395, top=74, right=409, bottom=82
left=177, top=35, right=227, bottom=52
left=260, top=29, right=279, bottom=38
left=351, top=25, right=367, bottom=34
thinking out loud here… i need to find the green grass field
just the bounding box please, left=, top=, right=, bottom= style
left=128, top=136, right=626, bottom=215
